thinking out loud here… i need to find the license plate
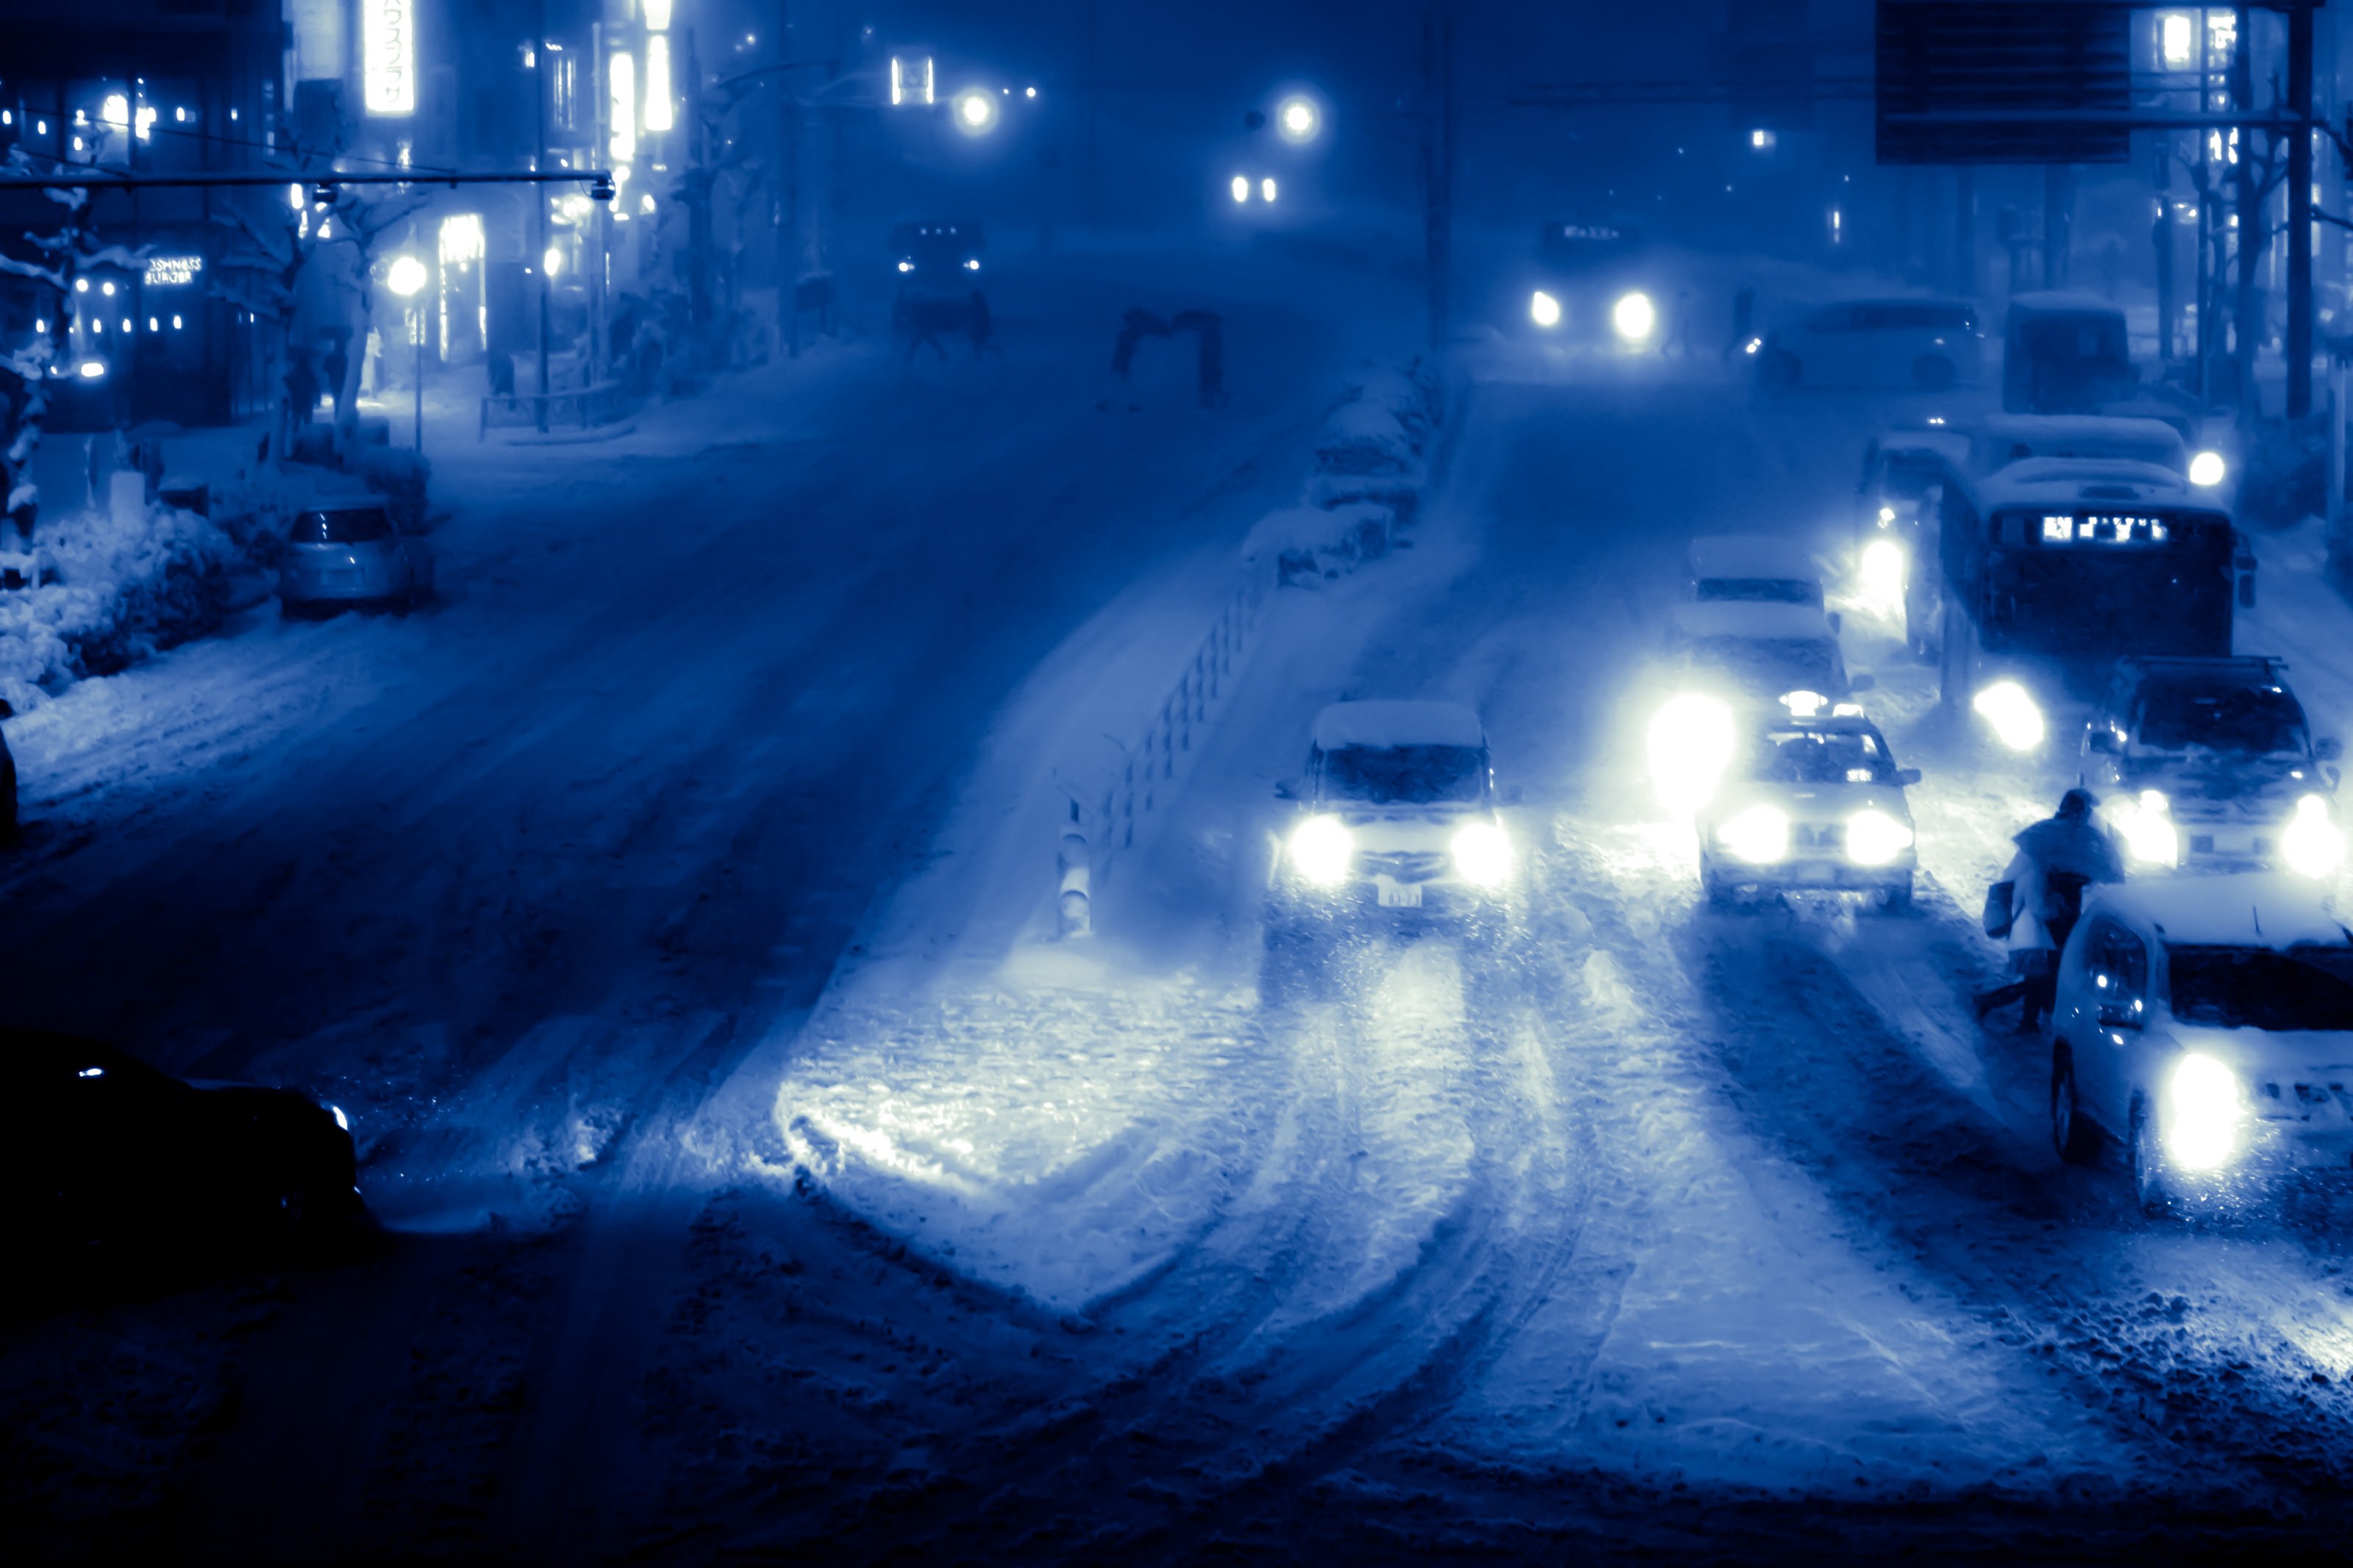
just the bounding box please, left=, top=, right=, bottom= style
left=1378, top=881, right=1423, bottom=909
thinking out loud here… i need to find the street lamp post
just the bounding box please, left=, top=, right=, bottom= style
left=386, top=254, right=428, bottom=451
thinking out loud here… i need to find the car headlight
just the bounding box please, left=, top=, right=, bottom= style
left=1529, top=289, right=1560, bottom=329
left=1647, top=692, right=1737, bottom=816
left=1876, top=504, right=1897, bottom=527
left=1288, top=815, right=1354, bottom=887
left=1971, top=680, right=2045, bottom=752
left=2162, top=1052, right=2242, bottom=1173
left=2282, top=792, right=2345, bottom=878
left=2188, top=449, right=2227, bottom=487
left=1613, top=290, right=1656, bottom=342
left=1844, top=808, right=1914, bottom=867
left=2113, top=788, right=2179, bottom=869
left=1716, top=803, right=1790, bottom=864
left=1451, top=820, right=1513, bottom=887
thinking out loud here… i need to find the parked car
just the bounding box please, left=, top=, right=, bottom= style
left=4, top=1030, right=363, bottom=1264
left=2048, top=877, right=2353, bottom=1217
left=1695, top=702, right=1921, bottom=911
left=1757, top=298, right=1984, bottom=390
left=279, top=498, right=432, bottom=617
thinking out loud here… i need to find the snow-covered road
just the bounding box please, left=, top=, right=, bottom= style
left=14, top=304, right=2353, bottom=1561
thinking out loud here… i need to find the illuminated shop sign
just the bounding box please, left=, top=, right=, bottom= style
left=363, top=0, right=416, bottom=115
left=2041, top=513, right=2171, bottom=545
left=143, top=254, right=204, bottom=287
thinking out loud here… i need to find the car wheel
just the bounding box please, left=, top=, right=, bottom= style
left=2051, top=1046, right=2100, bottom=1165
left=1911, top=354, right=1957, bottom=390
left=2129, top=1098, right=2173, bottom=1218
left=1877, top=876, right=1915, bottom=914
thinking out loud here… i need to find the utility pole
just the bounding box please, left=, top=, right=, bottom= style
left=591, top=21, right=610, bottom=384
left=778, top=0, right=799, bottom=287
left=2232, top=19, right=2259, bottom=416
left=1422, top=0, right=1456, bottom=351
left=2288, top=0, right=2315, bottom=417
left=535, top=0, right=551, bottom=432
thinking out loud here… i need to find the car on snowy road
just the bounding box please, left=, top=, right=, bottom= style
left=4, top=1030, right=363, bottom=1266
left=1271, top=700, right=1516, bottom=931
left=2080, top=656, right=2345, bottom=880
left=1693, top=702, right=1921, bottom=910
left=1664, top=601, right=1868, bottom=712
left=278, top=498, right=434, bottom=617
left=1754, top=297, right=1984, bottom=391
left=1686, top=534, right=1828, bottom=614
left=2048, top=878, right=2353, bottom=1217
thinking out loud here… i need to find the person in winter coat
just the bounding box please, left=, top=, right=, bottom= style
left=1974, top=788, right=2126, bottom=1029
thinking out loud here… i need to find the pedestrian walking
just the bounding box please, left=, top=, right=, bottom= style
left=1974, top=789, right=2125, bottom=1030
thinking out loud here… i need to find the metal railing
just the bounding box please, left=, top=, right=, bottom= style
left=1055, top=552, right=1273, bottom=937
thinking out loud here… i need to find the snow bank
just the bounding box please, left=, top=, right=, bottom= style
left=1246, top=357, right=1448, bottom=586
left=0, top=503, right=243, bottom=713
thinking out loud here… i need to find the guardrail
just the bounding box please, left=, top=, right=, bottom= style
left=1054, top=554, right=1273, bottom=937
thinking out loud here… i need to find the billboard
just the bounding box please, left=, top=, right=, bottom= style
left=1876, top=1, right=2133, bottom=164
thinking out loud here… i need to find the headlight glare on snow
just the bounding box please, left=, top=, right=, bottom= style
left=1612, top=290, right=1657, bottom=343
left=1289, top=815, right=1355, bottom=887
left=1858, top=538, right=1904, bottom=617
left=1971, top=680, right=2045, bottom=752
left=2188, top=449, right=2227, bottom=487
left=1529, top=289, right=1561, bottom=329
left=1451, top=820, right=1513, bottom=887
left=1844, top=808, right=1914, bottom=867
left=1647, top=692, right=1738, bottom=817
left=2282, top=794, right=2345, bottom=879
left=2163, top=1052, right=2242, bottom=1173
left=2113, top=789, right=2180, bottom=870
left=1717, top=804, right=1790, bottom=864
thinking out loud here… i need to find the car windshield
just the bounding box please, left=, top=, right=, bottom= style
left=2139, top=683, right=2308, bottom=754
left=1688, top=637, right=1840, bottom=695
left=1751, top=728, right=1899, bottom=785
left=1696, top=576, right=1823, bottom=608
left=1877, top=453, right=1946, bottom=499
left=1323, top=744, right=1485, bottom=806
left=291, top=508, right=392, bottom=545
left=2167, top=944, right=2353, bottom=1032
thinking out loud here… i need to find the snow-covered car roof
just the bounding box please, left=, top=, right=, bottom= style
left=1971, top=459, right=2196, bottom=512
left=1871, top=428, right=1971, bottom=465
left=2086, top=876, right=2352, bottom=950
left=1311, top=700, right=1485, bottom=752
left=1688, top=534, right=1818, bottom=583
left=1970, top=415, right=2187, bottom=471
left=1670, top=601, right=1839, bottom=642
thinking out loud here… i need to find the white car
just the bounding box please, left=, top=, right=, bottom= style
left=1695, top=706, right=1921, bottom=910
left=2049, top=876, right=2353, bottom=1216
left=1272, top=700, right=1516, bottom=929
left=1687, top=534, right=1827, bottom=613
left=1757, top=298, right=1984, bottom=391
left=1665, top=601, right=1866, bottom=710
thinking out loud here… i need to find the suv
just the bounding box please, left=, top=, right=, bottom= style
left=1271, top=700, right=1516, bottom=929
left=2049, top=877, right=2353, bottom=1216
left=2080, top=656, right=2343, bottom=878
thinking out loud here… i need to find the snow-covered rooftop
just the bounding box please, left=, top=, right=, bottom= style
left=1688, top=534, right=1819, bottom=584
left=2088, top=876, right=2352, bottom=949
left=1311, top=699, right=1485, bottom=751
left=1972, top=459, right=2195, bottom=511
left=1671, top=601, right=1839, bottom=642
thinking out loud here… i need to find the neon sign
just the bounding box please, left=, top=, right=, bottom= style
left=143, top=254, right=203, bottom=287
left=363, top=0, right=415, bottom=116
left=2041, top=514, right=2170, bottom=545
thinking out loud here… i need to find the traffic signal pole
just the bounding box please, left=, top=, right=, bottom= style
left=2289, top=1, right=2316, bottom=418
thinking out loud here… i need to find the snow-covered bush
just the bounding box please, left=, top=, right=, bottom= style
left=0, top=503, right=241, bottom=712
left=1313, top=398, right=1421, bottom=478
left=346, top=444, right=433, bottom=532
left=1243, top=501, right=1394, bottom=585
left=1344, top=362, right=1442, bottom=452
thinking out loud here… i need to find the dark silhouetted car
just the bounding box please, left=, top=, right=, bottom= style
left=279, top=498, right=433, bottom=617
left=5, top=1031, right=362, bottom=1263
left=1, top=717, right=15, bottom=841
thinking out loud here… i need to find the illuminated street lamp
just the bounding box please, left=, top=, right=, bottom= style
left=386, top=254, right=429, bottom=451
left=1276, top=96, right=1319, bottom=143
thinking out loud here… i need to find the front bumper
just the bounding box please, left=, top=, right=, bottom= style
left=1279, top=875, right=1506, bottom=923
left=1705, top=853, right=1915, bottom=892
